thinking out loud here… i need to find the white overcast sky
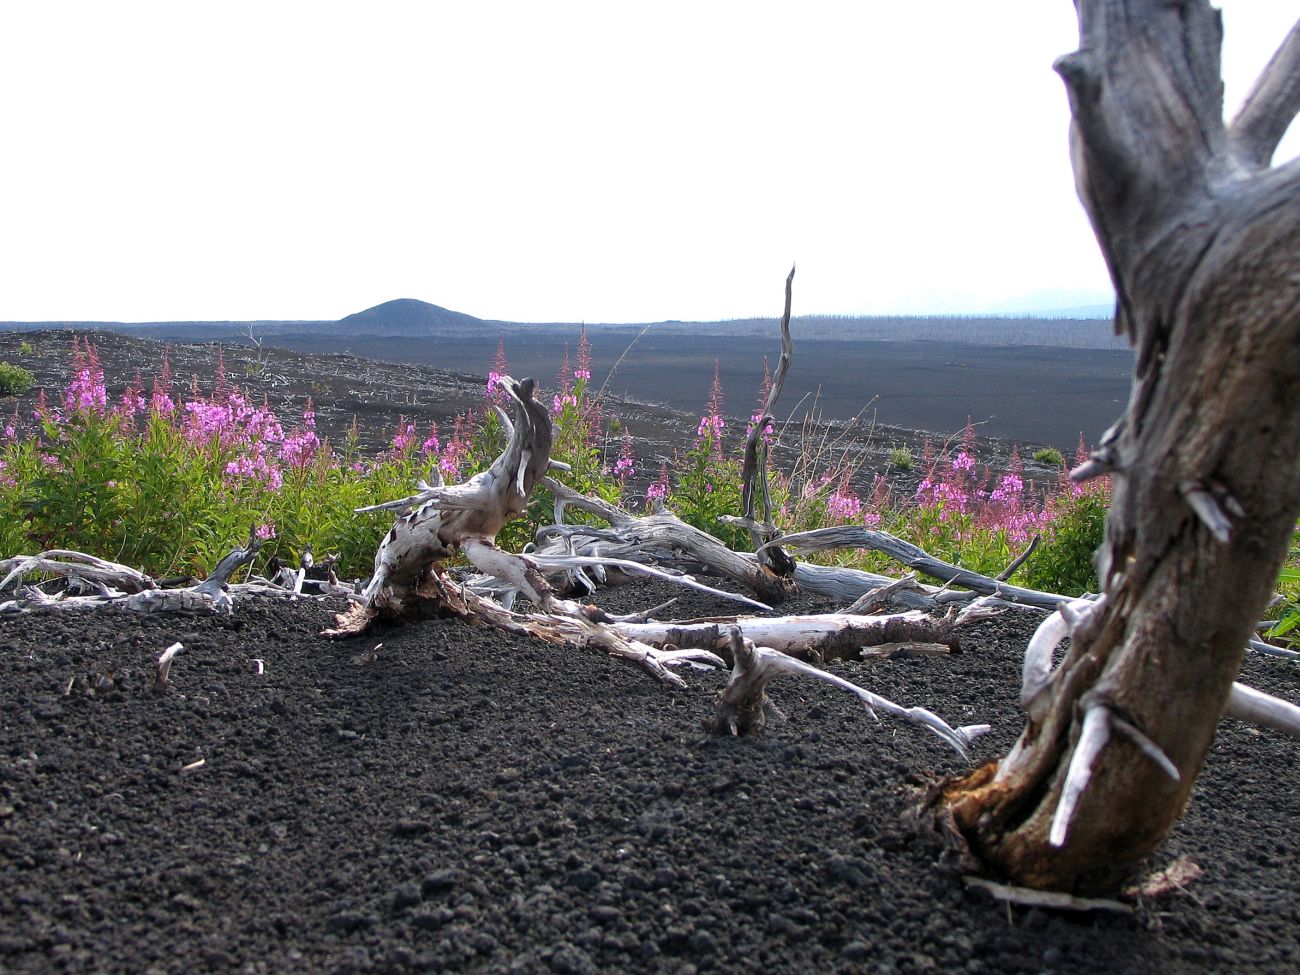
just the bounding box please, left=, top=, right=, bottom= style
left=1, top=2, right=1296, bottom=324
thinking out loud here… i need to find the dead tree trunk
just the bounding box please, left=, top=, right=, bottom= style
left=927, top=5, right=1300, bottom=894
left=726, top=264, right=799, bottom=593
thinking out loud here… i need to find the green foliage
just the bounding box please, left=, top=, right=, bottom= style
left=1033, top=447, right=1066, bottom=467
left=0, top=362, right=36, bottom=396
left=1265, top=529, right=1300, bottom=649
left=667, top=433, right=747, bottom=549
left=889, top=447, right=913, bottom=470
left=19, top=341, right=33, bottom=356
left=0, top=336, right=1120, bottom=603
left=1021, top=488, right=1108, bottom=595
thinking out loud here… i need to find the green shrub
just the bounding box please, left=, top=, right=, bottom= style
left=889, top=447, right=913, bottom=470
left=1022, top=488, right=1108, bottom=595
left=1033, top=447, right=1066, bottom=467
left=0, top=362, right=36, bottom=396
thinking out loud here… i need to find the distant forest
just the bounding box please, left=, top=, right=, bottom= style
left=623, top=315, right=1127, bottom=350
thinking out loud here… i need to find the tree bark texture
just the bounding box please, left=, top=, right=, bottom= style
left=933, top=3, right=1300, bottom=893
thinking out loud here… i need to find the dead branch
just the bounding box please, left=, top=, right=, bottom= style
left=0, top=530, right=278, bottom=616
left=731, top=264, right=798, bottom=584
left=537, top=477, right=949, bottom=610
left=154, top=642, right=183, bottom=693
left=0, top=550, right=156, bottom=595
left=1228, top=19, right=1300, bottom=171
left=707, top=628, right=990, bottom=758
left=609, top=608, right=963, bottom=664
left=766, top=526, right=1069, bottom=610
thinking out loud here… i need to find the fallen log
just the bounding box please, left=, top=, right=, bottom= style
left=537, top=478, right=944, bottom=610
left=0, top=528, right=272, bottom=615
left=609, top=608, right=966, bottom=664
left=763, top=526, right=1071, bottom=610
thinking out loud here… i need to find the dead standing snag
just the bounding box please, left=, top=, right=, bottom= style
left=922, top=4, right=1300, bottom=894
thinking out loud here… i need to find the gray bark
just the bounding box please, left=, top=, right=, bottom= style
left=927, top=3, right=1300, bottom=894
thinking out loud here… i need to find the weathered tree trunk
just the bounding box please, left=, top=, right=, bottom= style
left=928, top=4, right=1300, bottom=894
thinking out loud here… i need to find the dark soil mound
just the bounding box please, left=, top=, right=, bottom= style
left=2, top=582, right=1298, bottom=974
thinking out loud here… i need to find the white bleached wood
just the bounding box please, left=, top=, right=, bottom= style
left=0, top=550, right=155, bottom=595
left=611, top=610, right=943, bottom=657
left=1225, top=681, right=1300, bottom=740
left=1049, top=705, right=1111, bottom=848
left=711, top=630, right=989, bottom=758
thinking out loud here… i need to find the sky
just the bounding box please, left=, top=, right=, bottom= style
left=1, top=2, right=1296, bottom=325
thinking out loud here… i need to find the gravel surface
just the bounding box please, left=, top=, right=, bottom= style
left=2, top=582, right=1298, bottom=974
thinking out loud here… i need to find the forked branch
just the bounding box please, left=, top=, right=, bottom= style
left=1229, top=19, right=1300, bottom=171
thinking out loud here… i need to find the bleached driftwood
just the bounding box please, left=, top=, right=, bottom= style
left=155, top=642, right=184, bottom=693
left=0, top=528, right=274, bottom=616
left=324, top=376, right=733, bottom=685
left=536, top=478, right=947, bottom=611
left=0, top=550, right=155, bottom=596
left=763, top=526, right=1070, bottom=611
left=609, top=608, right=965, bottom=664
left=708, top=628, right=990, bottom=759
left=1224, top=681, right=1300, bottom=741
left=538, top=477, right=808, bottom=606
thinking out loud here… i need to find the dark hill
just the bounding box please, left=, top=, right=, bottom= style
left=336, top=298, right=486, bottom=337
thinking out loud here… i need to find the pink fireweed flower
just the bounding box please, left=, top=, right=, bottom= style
left=150, top=389, right=176, bottom=414
left=255, top=523, right=277, bottom=541
left=0, top=460, right=13, bottom=490
left=223, top=453, right=284, bottom=491
left=749, top=359, right=774, bottom=442
left=116, top=369, right=147, bottom=421
left=613, top=429, right=635, bottom=481
left=696, top=414, right=725, bottom=439
left=438, top=414, right=471, bottom=479
left=575, top=325, right=592, bottom=384
left=213, top=349, right=229, bottom=398
left=278, top=401, right=319, bottom=469
left=280, top=430, right=319, bottom=469
left=390, top=417, right=417, bottom=454
left=747, top=411, right=774, bottom=443
left=827, top=470, right=862, bottom=523
left=552, top=393, right=578, bottom=413
left=64, top=338, right=108, bottom=415
left=827, top=491, right=861, bottom=521
left=33, top=389, right=55, bottom=423
left=556, top=344, right=572, bottom=394
left=646, top=462, right=670, bottom=505
left=183, top=401, right=234, bottom=443
left=150, top=351, right=176, bottom=414
left=420, top=421, right=441, bottom=458
left=696, top=360, right=726, bottom=456
left=988, top=472, right=1024, bottom=502
left=486, top=336, right=511, bottom=404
